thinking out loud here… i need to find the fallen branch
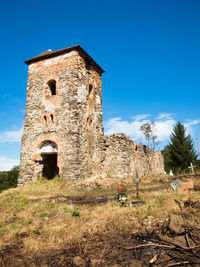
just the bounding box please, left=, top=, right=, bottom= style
left=120, top=243, right=175, bottom=250
left=166, top=261, right=190, bottom=267
left=120, top=243, right=200, bottom=251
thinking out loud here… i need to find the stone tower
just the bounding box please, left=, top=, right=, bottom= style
left=19, top=46, right=105, bottom=184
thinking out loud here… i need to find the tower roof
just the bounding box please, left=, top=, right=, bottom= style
left=24, top=45, right=105, bottom=74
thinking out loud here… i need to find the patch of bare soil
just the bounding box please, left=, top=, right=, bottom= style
left=50, top=195, right=109, bottom=205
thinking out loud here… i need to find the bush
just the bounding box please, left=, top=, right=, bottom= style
left=0, top=165, right=19, bottom=192
left=72, top=211, right=80, bottom=217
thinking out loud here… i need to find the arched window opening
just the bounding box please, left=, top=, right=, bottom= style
left=89, top=84, right=93, bottom=96
left=47, top=80, right=56, bottom=95
left=44, top=115, right=47, bottom=124
left=50, top=114, right=53, bottom=123
left=135, top=145, right=138, bottom=151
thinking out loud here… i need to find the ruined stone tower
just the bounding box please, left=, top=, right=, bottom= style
left=19, top=46, right=105, bottom=184
left=19, top=45, right=165, bottom=185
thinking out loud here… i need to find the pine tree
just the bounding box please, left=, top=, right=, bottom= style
left=163, top=122, right=197, bottom=174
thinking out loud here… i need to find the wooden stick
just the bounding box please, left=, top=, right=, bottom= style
left=185, top=233, right=191, bottom=247
left=120, top=243, right=200, bottom=250
left=166, top=261, right=190, bottom=267
left=120, top=243, right=175, bottom=250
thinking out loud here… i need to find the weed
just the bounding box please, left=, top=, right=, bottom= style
left=147, top=205, right=152, bottom=216
left=11, top=223, right=17, bottom=229
left=32, top=228, right=41, bottom=234
left=63, top=207, right=71, bottom=213
left=0, top=232, right=5, bottom=236
left=39, top=212, right=48, bottom=218
left=72, top=211, right=80, bottom=217
left=4, top=193, right=29, bottom=208
left=45, top=203, right=56, bottom=209
left=21, top=220, right=33, bottom=226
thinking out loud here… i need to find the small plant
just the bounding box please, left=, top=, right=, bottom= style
left=63, top=207, right=70, bottom=213
left=21, top=220, right=33, bottom=226
left=32, top=228, right=41, bottom=234
left=11, top=223, right=17, bottom=229
left=72, top=211, right=80, bottom=217
left=45, top=203, right=56, bottom=209
left=0, top=231, right=5, bottom=236
left=39, top=212, right=48, bottom=218
left=147, top=205, right=152, bottom=216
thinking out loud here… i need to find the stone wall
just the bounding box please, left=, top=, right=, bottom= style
left=96, top=133, right=164, bottom=178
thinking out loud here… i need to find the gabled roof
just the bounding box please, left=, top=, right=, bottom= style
left=24, top=45, right=105, bottom=74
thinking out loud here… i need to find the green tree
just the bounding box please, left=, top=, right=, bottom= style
left=0, top=165, right=19, bottom=192
left=163, top=122, right=197, bottom=174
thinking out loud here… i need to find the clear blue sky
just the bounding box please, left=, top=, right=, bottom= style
left=0, top=0, right=200, bottom=170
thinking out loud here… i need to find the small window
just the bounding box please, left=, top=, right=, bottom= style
left=50, top=114, right=53, bottom=123
left=47, top=80, right=56, bottom=95
left=89, top=84, right=93, bottom=96
left=44, top=115, right=47, bottom=123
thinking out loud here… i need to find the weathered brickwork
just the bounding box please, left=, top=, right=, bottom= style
left=19, top=46, right=164, bottom=185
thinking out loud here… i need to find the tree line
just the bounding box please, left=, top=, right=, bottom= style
left=140, top=121, right=199, bottom=174
left=0, top=165, right=19, bottom=192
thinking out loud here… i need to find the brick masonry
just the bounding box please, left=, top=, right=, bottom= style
left=19, top=47, right=164, bottom=185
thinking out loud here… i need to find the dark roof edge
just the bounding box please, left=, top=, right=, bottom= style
left=24, top=45, right=105, bottom=74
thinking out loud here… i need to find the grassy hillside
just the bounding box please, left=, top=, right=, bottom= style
left=0, top=174, right=200, bottom=266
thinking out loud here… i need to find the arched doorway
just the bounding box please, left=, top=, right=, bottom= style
left=37, top=141, right=59, bottom=179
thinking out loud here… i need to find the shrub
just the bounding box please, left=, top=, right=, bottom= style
left=72, top=211, right=80, bottom=217
left=0, top=165, right=19, bottom=192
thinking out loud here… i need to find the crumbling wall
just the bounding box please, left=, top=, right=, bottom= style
left=98, top=133, right=165, bottom=178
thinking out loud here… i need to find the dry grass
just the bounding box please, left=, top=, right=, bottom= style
left=0, top=174, right=199, bottom=254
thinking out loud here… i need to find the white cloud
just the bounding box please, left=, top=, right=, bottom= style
left=154, top=119, right=176, bottom=141
left=156, top=113, right=175, bottom=120
left=0, top=156, right=19, bottom=171
left=105, top=117, right=144, bottom=141
left=0, top=126, right=23, bottom=143
left=184, top=119, right=200, bottom=135
left=131, top=114, right=150, bottom=120
left=104, top=114, right=200, bottom=146
left=105, top=116, right=176, bottom=143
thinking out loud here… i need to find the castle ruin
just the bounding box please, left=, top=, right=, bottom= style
left=19, top=45, right=164, bottom=185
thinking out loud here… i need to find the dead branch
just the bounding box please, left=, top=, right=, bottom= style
left=166, top=261, right=190, bottom=267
